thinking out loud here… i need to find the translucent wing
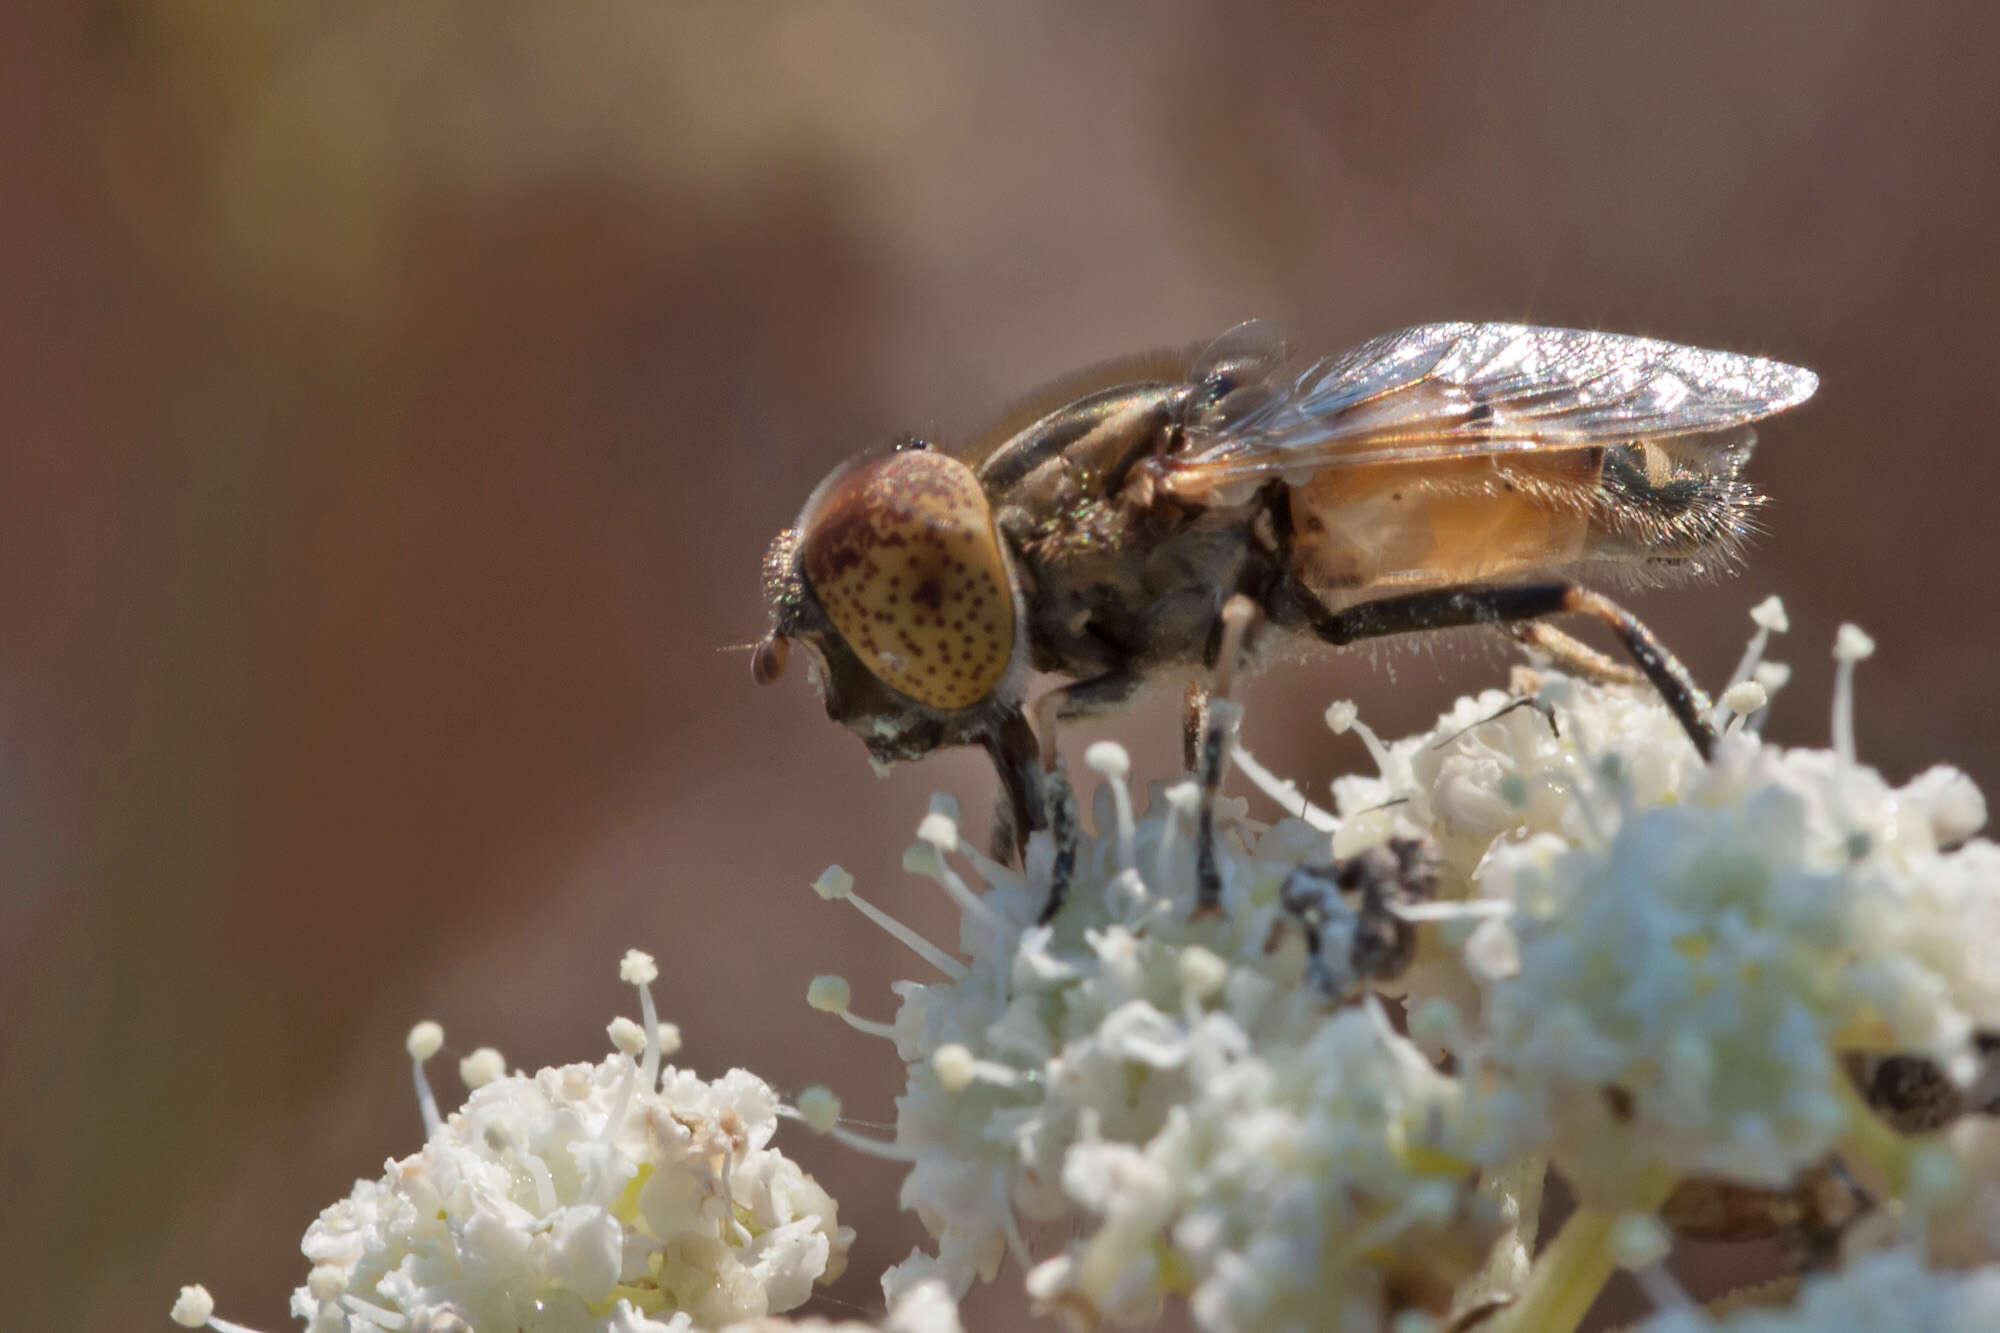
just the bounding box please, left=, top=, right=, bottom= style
left=1168, top=323, right=1818, bottom=491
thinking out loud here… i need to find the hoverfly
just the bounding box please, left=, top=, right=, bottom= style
left=756, top=322, right=1817, bottom=917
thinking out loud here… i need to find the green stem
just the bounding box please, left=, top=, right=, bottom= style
left=1494, top=1171, right=1675, bottom=1333
left=1493, top=1204, right=1619, bottom=1333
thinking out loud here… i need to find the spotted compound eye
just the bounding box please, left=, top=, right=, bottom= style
left=798, top=450, right=1015, bottom=710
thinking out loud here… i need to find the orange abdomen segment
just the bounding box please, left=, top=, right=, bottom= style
left=1289, top=452, right=1604, bottom=607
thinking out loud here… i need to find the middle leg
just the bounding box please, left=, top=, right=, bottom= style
left=1021, top=670, right=1145, bottom=923
left=1193, top=594, right=1260, bottom=914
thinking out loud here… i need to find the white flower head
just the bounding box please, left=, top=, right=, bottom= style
left=183, top=953, right=854, bottom=1333
left=800, top=608, right=2000, bottom=1331
left=805, top=753, right=1503, bottom=1331
left=1307, top=625, right=2000, bottom=1199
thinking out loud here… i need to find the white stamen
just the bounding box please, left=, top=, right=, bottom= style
left=1154, top=779, right=1200, bottom=890
left=779, top=1101, right=925, bottom=1160
left=1084, top=740, right=1129, bottom=781
left=1086, top=741, right=1142, bottom=871
left=1832, top=622, right=1876, bottom=762
left=1835, top=622, right=1876, bottom=661
left=618, top=948, right=658, bottom=986
left=933, top=1043, right=977, bottom=1091
left=405, top=1020, right=444, bottom=1061
left=816, top=865, right=968, bottom=978
left=1232, top=742, right=1339, bottom=831
left=624, top=953, right=665, bottom=1088
left=807, top=974, right=898, bottom=1040
left=954, top=836, right=1026, bottom=894
left=1327, top=700, right=1394, bottom=775
left=1904, top=765, right=1987, bottom=846
left=792, top=1085, right=842, bottom=1133
left=837, top=1011, right=897, bottom=1040
left=170, top=1286, right=215, bottom=1328
left=931, top=1042, right=1027, bottom=1092
left=406, top=1022, right=444, bottom=1137
left=806, top=974, right=851, bottom=1011
left=1713, top=597, right=1787, bottom=724
left=903, top=842, right=1002, bottom=941
left=458, top=1047, right=506, bottom=1090
left=607, top=1016, right=646, bottom=1057
left=916, top=810, right=959, bottom=851
left=1722, top=679, right=1769, bottom=721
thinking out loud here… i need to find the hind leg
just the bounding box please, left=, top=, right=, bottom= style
left=1287, top=581, right=1717, bottom=759
left=1505, top=621, right=1646, bottom=687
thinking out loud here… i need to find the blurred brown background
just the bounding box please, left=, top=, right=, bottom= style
left=5, top=3, right=1996, bottom=1330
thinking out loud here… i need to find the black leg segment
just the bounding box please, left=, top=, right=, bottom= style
left=982, top=708, right=1047, bottom=866
left=1288, top=581, right=1718, bottom=760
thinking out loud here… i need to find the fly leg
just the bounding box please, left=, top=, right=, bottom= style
left=982, top=709, right=1047, bottom=867
left=1181, top=683, right=1210, bottom=772
left=1193, top=594, right=1261, bottom=914
left=1505, top=622, right=1646, bottom=688
left=1285, top=582, right=1718, bottom=759
left=1024, top=671, right=1144, bottom=923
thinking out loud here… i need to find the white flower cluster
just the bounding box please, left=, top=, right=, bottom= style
left=174, top=951, right=907, bottom=1333
left=1329, top=621, right=1999, bottom=1202
left=806, top=739, right=1507, bottom=1331
left=800, top=603, right=2000, bottom=1332
left=287, top=1054, right=845, bottom=1332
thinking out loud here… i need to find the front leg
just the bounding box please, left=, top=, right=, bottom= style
left=1024, top=670, right=1145, bottom=922
left=982, top=708, right=1046, bottom=866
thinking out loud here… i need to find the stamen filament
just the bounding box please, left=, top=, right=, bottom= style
left=775, top=1105, right=927, bottom=1161
left=835, top=1008, right=898, bottom=1040
left=1712, top=595, right=1789, bottom=723
left=1832, top=623, right=1875, bottom=764
left=405, top=1022, right=444, bottom=1138
left=1085, top=741, right=1141, bottom=871
left=1232, top=742, right=1339, bottom=830
left=1327, top=700, right=1395, bottom=776
left=838, top=879, right=967, bottom=980
left=904, top=844, right=1002, bottom=941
